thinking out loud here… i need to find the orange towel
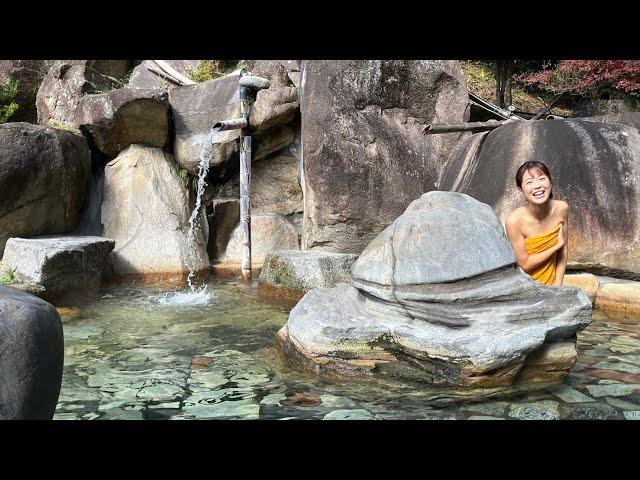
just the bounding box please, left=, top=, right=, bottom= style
left=524, top=224, right=561, bottom=286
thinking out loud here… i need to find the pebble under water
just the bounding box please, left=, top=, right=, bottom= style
left=54, top=279, right=640, bottom=420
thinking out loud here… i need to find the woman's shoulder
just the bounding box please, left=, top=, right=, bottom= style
left=506, top=207, right=526, bottom=227
left=552, top=199, right=569, bottom=214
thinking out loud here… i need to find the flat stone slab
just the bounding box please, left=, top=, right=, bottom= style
left=563, top=273, right=599, bottom=304
left=2, top=235, right=114, bottom=303
left=595, top=280, right=640, bottom=320
left=259, top=250, right=357, bottom=301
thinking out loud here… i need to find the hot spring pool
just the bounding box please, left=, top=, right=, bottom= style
left=54, top=279, right=640, bottom=420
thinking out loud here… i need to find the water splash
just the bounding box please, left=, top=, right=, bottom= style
left=155, top=285, right=212, bottom=307
left=185, top=127, right=222, bottom=292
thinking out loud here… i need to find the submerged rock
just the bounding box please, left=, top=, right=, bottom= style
left=277, top=191, right=592, bottom=400
left=101, top=144, right=209, bottom=278
left=440, top=114, right=640, bottom=279
left=0, top=122, right=91, bottom=256
left=2, top=236, right=115, bottom=304
left=0, top=286, right=63, bottom=419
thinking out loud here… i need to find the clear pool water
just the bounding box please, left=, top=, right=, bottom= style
left=54, top=279, right=640, bottom=420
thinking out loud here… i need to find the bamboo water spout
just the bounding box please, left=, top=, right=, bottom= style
left=213, top=70, right=270, bottom=280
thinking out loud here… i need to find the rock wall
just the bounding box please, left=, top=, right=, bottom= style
left=36, top=60, right=135, bottom=129
left=439, top=115, right=640, bottom=278
left=300, top=60, right=470, bottom=254
left=0, top=123, right=91, bottom=256
left=0, top=60, right=54, bottom=123
left=102, top=144, right=209, bottom=277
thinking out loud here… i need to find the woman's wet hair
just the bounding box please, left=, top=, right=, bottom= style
left=515, top=161, right=553, bottom=199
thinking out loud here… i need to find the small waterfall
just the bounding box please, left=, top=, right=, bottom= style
left=185, top=127, right=223, bottom=293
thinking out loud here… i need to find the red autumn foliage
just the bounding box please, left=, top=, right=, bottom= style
left=516, top=61, right=640, bottom=97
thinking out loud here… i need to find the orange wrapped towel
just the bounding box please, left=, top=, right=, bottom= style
left=524, top=224, right=561, bottom=286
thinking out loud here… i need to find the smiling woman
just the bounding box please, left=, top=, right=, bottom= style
left=505, top=161, right=569, bottom=286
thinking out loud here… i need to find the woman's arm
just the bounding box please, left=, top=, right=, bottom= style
left=506, top=215, right=565, bottom=274
left=555, top=204, right=569, bottom=285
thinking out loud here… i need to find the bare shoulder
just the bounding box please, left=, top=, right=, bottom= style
left=553, top=199, right=569, bottom=217
left=505, top=207, right=525, bottom=229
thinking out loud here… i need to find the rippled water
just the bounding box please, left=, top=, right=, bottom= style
left=54, top=280, right=640, bottom=420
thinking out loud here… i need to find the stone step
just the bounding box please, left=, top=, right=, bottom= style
left=1, top=235, right=115, bottom=305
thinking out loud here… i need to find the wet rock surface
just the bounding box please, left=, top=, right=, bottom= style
left=0, top=122, right=91, bottom=256
left=2, top=236, right=115, bottom=304
left=101, top=144, right=209, bottom=277
left=169, top=71, right=242, bottom=174
left=1, top=286, right=63, bottom=419
left=440, top=114, right=640, bottom=279
left=278, top=192, right=592, bottom=399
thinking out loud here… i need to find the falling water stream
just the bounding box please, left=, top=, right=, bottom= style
left=161, top=127, right=224, bottom=306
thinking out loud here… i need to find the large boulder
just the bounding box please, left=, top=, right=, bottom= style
left=277, top=192, right=592, bottom=400
left=247, top=61, right=299, bottom=134
left=36, top=60, right=133, bottom=128
left=300, top=60, right=470, bottom=254
left=0, top=60, right=53, bottom=123
left=2, top=236, right=115, bottom=304
left=75, top=88, right=169, bottom=158
left=169, top=71, right=242, bottom=174
left=0, top=123, right=91, bottom=256
left=102, top=144, right=209, bottom=278
left=221, top=213, right=299, bottom=265
left=0, top=286, right=63, bottom=419
left=128, top=60, right=200, bottom=90
left=169, top=68, right=299, bottom=174
left=439, top=115, right=640, bottom=279
left=571, top=98, right=633, bottom=117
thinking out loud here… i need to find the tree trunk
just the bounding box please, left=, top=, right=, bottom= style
left=495, top=60, right=515, bottom=109
left=504, top=62, right=513, bottom=107
left=495, top=61, right=504, bottom=107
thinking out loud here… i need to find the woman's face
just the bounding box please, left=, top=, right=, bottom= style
left=521, top=168, right=552, bottom=205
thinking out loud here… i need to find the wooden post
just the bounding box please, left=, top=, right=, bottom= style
left=239, top=134, right=252, bottom=280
